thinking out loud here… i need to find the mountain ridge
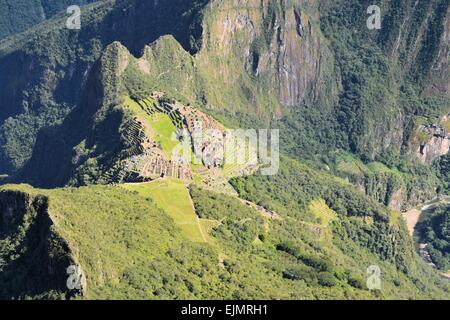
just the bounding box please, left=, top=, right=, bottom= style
left=0, top=0, right=450, bottom=300
left=0, top=0, right=448, bottom=176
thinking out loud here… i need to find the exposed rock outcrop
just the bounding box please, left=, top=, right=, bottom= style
left=415, top=115, right=450, bottom=164
left=418, top=135, right=450, bottom=164
left=199, top=0, right=337, bottom=112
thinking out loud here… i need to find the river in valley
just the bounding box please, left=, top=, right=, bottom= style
left=402, top=195, right=450, bottom=280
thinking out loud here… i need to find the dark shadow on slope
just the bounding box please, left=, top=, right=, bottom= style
left=14, top=53, right=127, bottom=188
left=0, top=191, right=74, bottom=299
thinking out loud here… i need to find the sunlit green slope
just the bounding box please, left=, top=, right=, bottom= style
left=1, top=156, right=449, bottom=299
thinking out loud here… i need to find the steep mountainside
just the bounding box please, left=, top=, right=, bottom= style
left=0, top=0, right=209, bottom=173
left=0, top=189, right=80, bottom=299
left=0, top=0, right=445, bottom=208
left=0, top=0, right=449, bottom=300
left=1, top=168, right=449, bottom=299
left=0, top=0, right=98, bottom=40
left=0, top=0, right=448, bottom=176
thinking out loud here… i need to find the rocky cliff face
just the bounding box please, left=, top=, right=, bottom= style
left=199, top=0, right=336, bottom=110
left=381, top=0, right=450, bottom=160
left=418, top=134, right=450, bottom=165
left=428, top=3, right=450, bottom=95
left=377, top=0, right=450, bottom=91
left=412, top=114, right=450, bottom=164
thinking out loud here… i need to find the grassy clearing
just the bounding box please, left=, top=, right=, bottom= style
left=309, top=198, right=337, bottom=226
left=335, top=152, right=368, bottom=178
left=122, top=180, right=205, bottom=242
left=2, top=180, right=449, bottom=299
left=149, top=114, right=178, bottom=156
left=366, top=162, right=403, bottom=177
left=389, top=210, right=403, bottom=228
left=123, top=96, right=152, bottom=119
left=335, top=152, right=405, bottom=179
left=443, top=117, right=450, bottom=133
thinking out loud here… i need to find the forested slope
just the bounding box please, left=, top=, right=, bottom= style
left=1, top=166, right=449, bottom=299
left=0, top=0, right=449, bottom=301
left=0, top=0, right=98, bottom=40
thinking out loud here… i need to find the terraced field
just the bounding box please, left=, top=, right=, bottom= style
left=123, top=96, right=179, bottom=157
left=122, top=180, right=205, bottom=242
